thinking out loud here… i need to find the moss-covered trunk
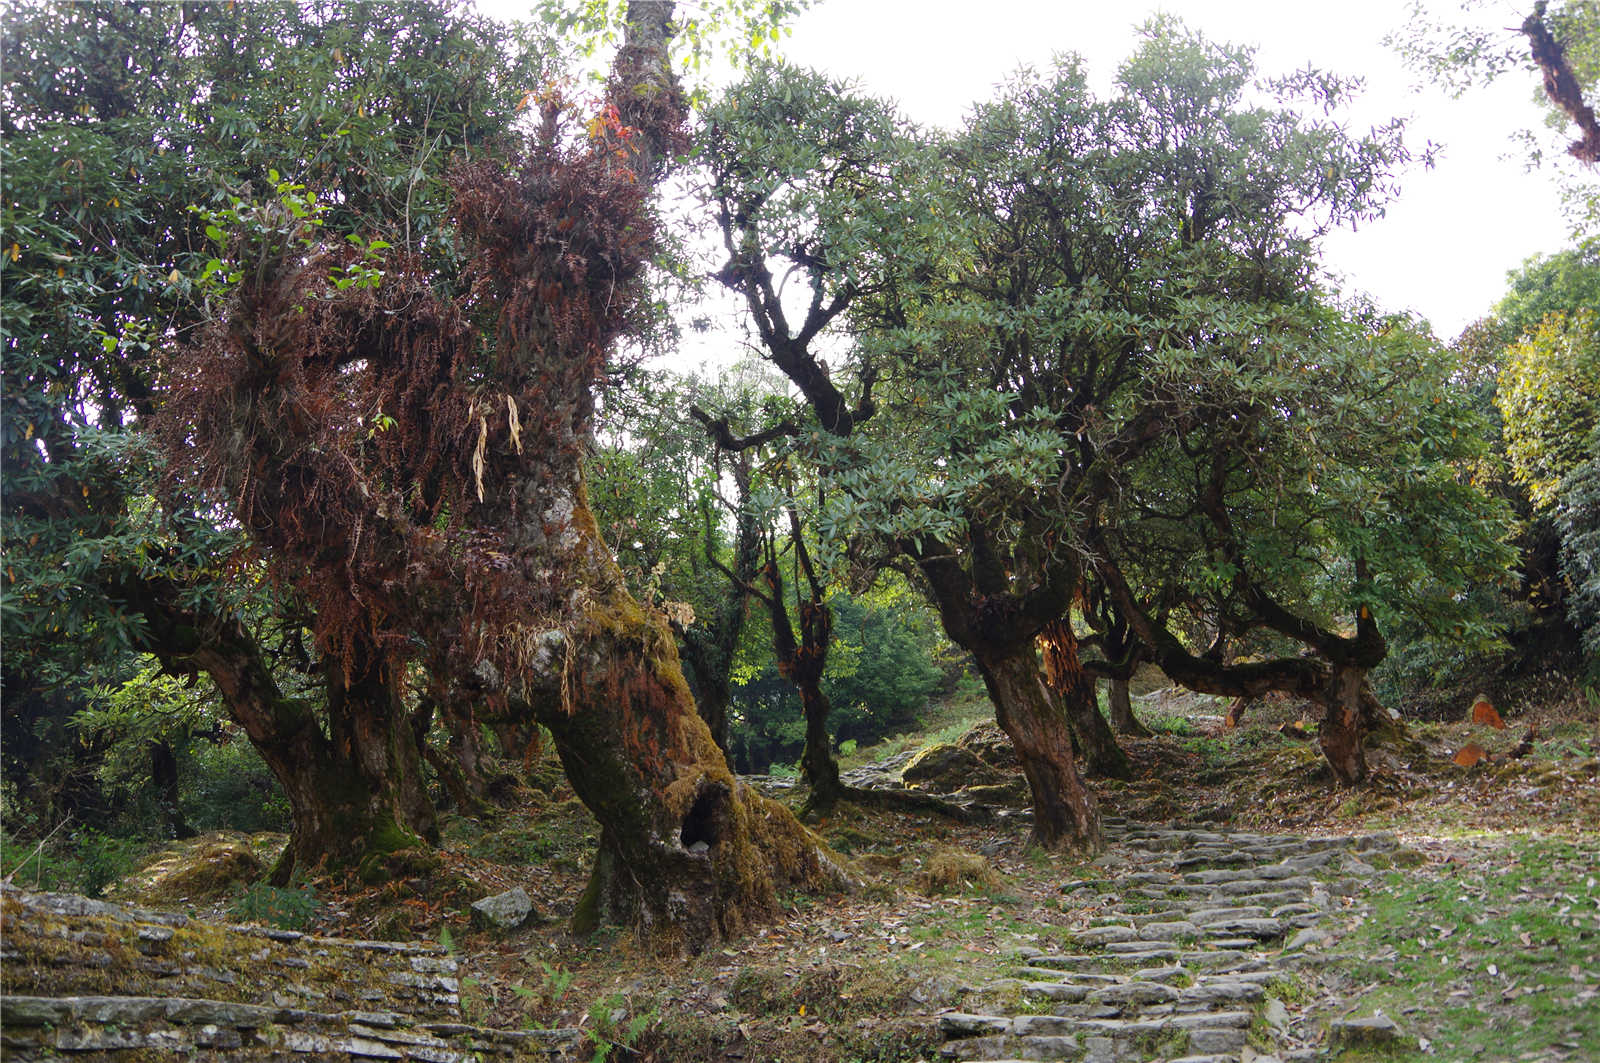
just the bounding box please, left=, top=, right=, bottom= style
left=974, top=645, right=1102, bottom=851
left=219, top=649, right=435, bottom=884
left=515, top=488, right=844, bottom=952
left=796, top=677, right=843, bottom=815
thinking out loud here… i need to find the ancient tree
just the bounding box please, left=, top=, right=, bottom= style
left=160, top=2, right=841, bottom=947
left=2, top=0, right=539, bottom=874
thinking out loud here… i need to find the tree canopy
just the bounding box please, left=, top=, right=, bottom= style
left=706, top=21, right=1514, bottom=844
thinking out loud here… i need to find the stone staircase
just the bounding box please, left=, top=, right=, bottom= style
left=937, top=819, right=1397, bottom=1063
left=0, top=885, right=580, bottom=1061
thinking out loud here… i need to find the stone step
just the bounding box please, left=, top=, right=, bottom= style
left=0, top=994, right=581, bottom=1061
left=947, top=823, right=1381, bottom=1063
left=2, top=887, right=461, bottom=1024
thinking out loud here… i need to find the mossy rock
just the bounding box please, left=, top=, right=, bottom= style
left=357, top=845, right=443, bottom=886
left=902, top=743, right=1006, bottom=793
left=914, top=846, right=1000, bottom=896
left=134, top=833, right=271, bottom=901
left=958, top=778, right=1030, bottom=805
left=956, top=721, right=1019, bottom=770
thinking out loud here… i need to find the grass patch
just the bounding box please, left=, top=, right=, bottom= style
left=228, top=881, right=320, bottom=930
left=836, top=681, right=993, bottom=770
left=1326, top=835, right=1600, bottom=1061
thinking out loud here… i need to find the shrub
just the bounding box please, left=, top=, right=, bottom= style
left=228, top=882, right=320, bottom=930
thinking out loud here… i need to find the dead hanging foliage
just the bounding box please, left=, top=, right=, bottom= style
left=1038, top=618, right=1094, bottom=698
left=156, top=81, right=676, bottom=696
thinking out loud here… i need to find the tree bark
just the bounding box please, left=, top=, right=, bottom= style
left=679, top=628, right=738, bottom=768
left=148, top=739, right=196, bottom=841
left=529, top=492, right=845, bottom=952
left=756, top=522, right=843, bottom=817
left=114, top=573, right=437, bottom=883
left=973, top=644, right=1101, bottom=850
left=1314, top=664, right=1382, bottom=786
left=906, top=547, right=1101, bottom=851
left=1106, top=677, right=1152, bottom=736
left=678, top=438, right=762, bottom=769
left=1039, top=620, right=1131, bottom=779
left=794, top=670, right=843, bottom=817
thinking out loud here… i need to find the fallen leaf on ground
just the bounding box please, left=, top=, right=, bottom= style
left=1471, top=695, right=1505, bottom=730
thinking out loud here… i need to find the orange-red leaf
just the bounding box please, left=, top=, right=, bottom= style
left=1453, top=742, right=1488, bottom=767
left=1471, top=695, right=1505, bottom=730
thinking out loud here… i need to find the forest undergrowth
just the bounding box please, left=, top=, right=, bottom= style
left=93, top=679, right=1600, bottom=1063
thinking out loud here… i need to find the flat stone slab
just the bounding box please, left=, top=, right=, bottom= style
left=1168, top=1009, right=1253, bottom=1029
left=1331, top=1012, right=1405, bottom=1045
left=1187, top=906, right=1269, bottom=925
left=1073, top=925, right=1139, bottom=947
left=1136, top=920, right=1199, bottom=941
left=1016, top=982, right=1093, bottom=1002
left=1102, top=942, right=1181, bottom=958
left=1203, top=917, right=1285, bottom=939
left=1188, top=1026, right=1249, bottom=1053
left=1086, top=981, right=1181, bottom=1007
left=940, top=1013, right=1012, bottom=1036
left=1179, top=981, right=1267, bottom=1005
left=1026, top=954, right=1117, bottom=970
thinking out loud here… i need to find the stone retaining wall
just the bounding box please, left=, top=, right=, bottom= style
left=0, top=885, right=579, bottom=1061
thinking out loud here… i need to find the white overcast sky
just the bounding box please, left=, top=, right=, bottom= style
left=482, top=0, right=1594, bottom=342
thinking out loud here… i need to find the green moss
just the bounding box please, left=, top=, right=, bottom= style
left=571, top=861, right=604, bottom=937
left=354, top=813, right=432, bottom=884
left=141, top=837, right=265, bottom=901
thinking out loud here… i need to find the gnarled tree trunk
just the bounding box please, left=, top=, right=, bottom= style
left=681, top=637, right=737, bottom=763
left=910, top=551, right=1101, bottom=851
left=118, top=574, right=436, bottom=882
left=524, top=490, right=844, bottom=951
left=155, top=0, right=845, bottom=945
left=1314, top=664, right=1386, bottom=786
left=1039, top=620, right=1131, bottom=779
left=678, top=422, right=767, bottom=768
left=756, top=519, right=843, bottom=816
left=973, top=643, right=1101, bottom=850
left=1106, top=677, right=1151, bottom=736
